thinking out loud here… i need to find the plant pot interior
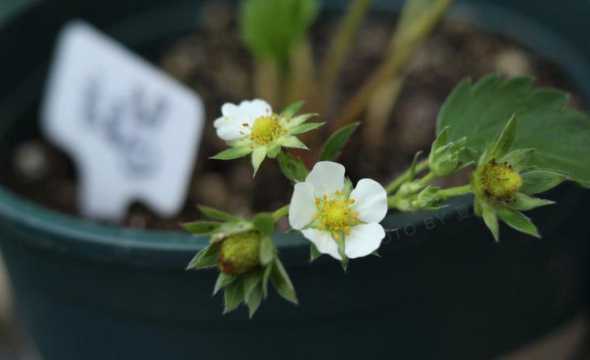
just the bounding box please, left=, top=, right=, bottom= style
left=0, top=1, right=585, bottom=232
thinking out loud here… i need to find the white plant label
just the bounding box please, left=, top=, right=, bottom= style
left=42, top=22, right=205, bottom=221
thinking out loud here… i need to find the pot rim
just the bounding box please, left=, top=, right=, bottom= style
left=0, top=0, right=588, bottom=267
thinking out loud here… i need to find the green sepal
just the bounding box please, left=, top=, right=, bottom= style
left=259, top=236, right=275, bottom=266
left=214, top=272, right=237, bottom=295
left=288, top=113, right=316, bottom=128
left=262, top=263, right=273, bottom=298
left=277, top=151, right=309, bottom=183
left=497, top=208, right=541, bottom=238
left=270, top=258, right=298, bottom=304
left=281, top=136, right=309, bottom=150
left=182, top=221, right=221, bottom=235
left=267, top=145, right=281, bottom=158
left=490, top=114, right=517, bottom=159
left=211, top=146, right=252, bottom=160
left=520, top=170, right=566, bottom=195
left=211, top=221, right=255, bottom=243
left=223, top=280, right=244, bottom=314
left=481, top=202, right=499, bottom=242
left=246, top=283, right=264, bottom=318
left=251, top=147, right=267, bottom=176
left=243, top=271, right=262, bottom=301
left=253, top=213, right=275, bottom=236
left=290, top=122, right=325, bottom=135
left=500, top=148, right=535, bottom=171
left=319, top=122, right=360, bottom=161
left=198, top=205, right=241, bottom=222
left=309, top=243, right=321, bottom=262
left=281, top=100, right=305, bottom=118
left=186, top=244, right=220, bottom=270
left=409, top=151, right=424, bottom=181
left=509, top=193, right=555, bottom=211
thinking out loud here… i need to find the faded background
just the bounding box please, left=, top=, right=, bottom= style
left=0, top=1, right=588, bottom=359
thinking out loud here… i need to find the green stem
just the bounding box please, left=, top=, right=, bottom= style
left=438, top=184, right=472, bottom=198
left=319, top=0, right=372, bottom=112
left=272, top=205, right=290, bottom=222
left=332, top=0, right=453, bottom=130
left=385, top=159, right=429, bottom=194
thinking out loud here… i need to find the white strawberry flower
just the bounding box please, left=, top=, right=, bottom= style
left=212, top=99, right=323, bottom=175
left=289, top=161, right=388, bottom=260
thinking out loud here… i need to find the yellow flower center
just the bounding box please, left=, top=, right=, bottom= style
left=218, top=231, right=261, bottom=275
left=480, top=161, right=523, bottom=200
left=315, top=192, right=360, bottom=240
left=250, top=115, right=284, bottom=145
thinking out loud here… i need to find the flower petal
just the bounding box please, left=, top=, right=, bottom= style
left=345, top=223, right=385, bottom=259
left=289, top=182, right=316, bottom=230
left=242, top=99, right=272, bottom=120
left=350, top=178, right=388, bottom=223
left=216, top=125, right=248, bottom=142
left=221, top=103, right=239, bottom=118
left=302, top=229, right=341, bottom=260
left=306, top=161, right=345, bottom=197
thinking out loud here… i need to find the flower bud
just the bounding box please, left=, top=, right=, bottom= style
left=218, top=231, right=262, bottom=275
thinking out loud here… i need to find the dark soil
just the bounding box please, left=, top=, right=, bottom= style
left=0, top=2, right=583, bottom=230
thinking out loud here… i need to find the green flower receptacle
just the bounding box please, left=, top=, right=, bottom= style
left=0, top=1, right=589, bottom=359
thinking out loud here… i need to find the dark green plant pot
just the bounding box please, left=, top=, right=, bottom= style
left=0, top=1, right=589, bottom=359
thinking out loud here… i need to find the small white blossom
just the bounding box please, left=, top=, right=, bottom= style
left=212, top=99, right=322, bottom=175
left=289, top=161, right=388, bottom=260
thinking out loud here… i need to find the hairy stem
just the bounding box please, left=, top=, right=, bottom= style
left=332, top=0, right=453, bottom=131
left=319, top=0, right=373, bottom=113
left=272, top=205, right=290, bottom=222
left=254, top=59, right=281, bottom=108
left=437, top=184, right=472, bottom=198
left=385, top=159, right=429, bottom=194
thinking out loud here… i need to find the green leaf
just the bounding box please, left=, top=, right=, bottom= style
left=436, top=75, right=590, bottom=186
left=490, top=114, right=517, bottom=158
left=320, top=122, right=360, bottom=161
left=497, top=208, right=541, bottom=238
left=198, top=205, right=240, bottom=222
left=481, top=203, right=499, bottom=242
left=182, top=221, right=221, bottom=235
left=251, top=147, right=267, bottom=176
left=211, top=146, right=252, bottom=160
left=270, top=258, right=298, bottom=304
left=186, top=245, right=220, bottom=270
left=310, top=243, right=321, bottom=262
left=510, top=193, right=555, bottom=211
left=214, top=272, right=237, bottom=295
left=240, top=0, right=319, bottom=65
left=520, top=170, right=566, bottom=195
left=246, top=284, right=264, bottom=318
left=277, top=151, right=309, bottom=182
left=223, top=281, right=244, bottom=314
left=281, top=100, right=305, bottom=118
left=290, top=122, right=325, bottom=135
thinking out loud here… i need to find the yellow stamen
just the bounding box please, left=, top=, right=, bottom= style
left=250, top=115, right=285, bottom=145
left=315, top=191, right=360, bottom=240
